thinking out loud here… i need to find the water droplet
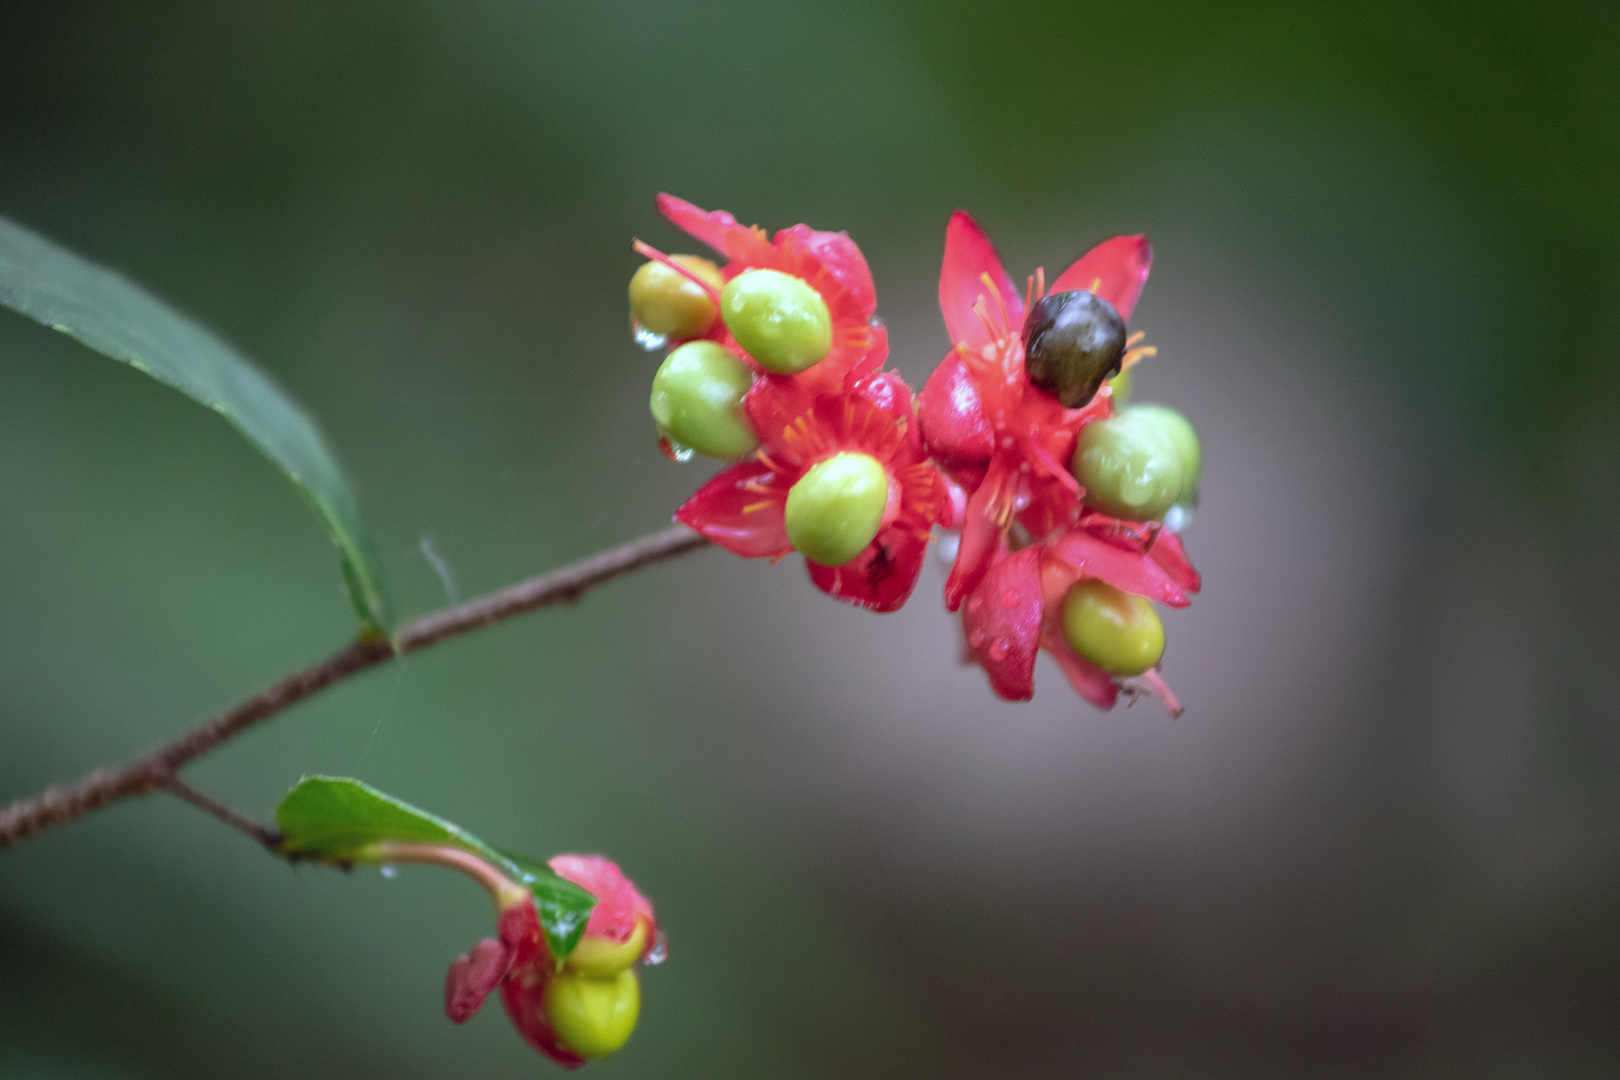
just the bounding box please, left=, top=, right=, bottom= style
left=658, top=435, right=695, bottom=463
left=644, top=931, right=669, bottom=966
left=1012, top=489, right=1032, bottom=511
left=987, top=639, right=1009, bottom=661
left=633, top=324, right=668, bottom=352
left=968, top=628, right=986, bottom=648
left=380, top=864, right=398, bottom=879
left=1164, top=504, right=1193, bottom=533
left=1000, top=589, right=1020, bottom=609
left=1001, top=436, right=1015, bottom=450
left=966, top=595, right=983, bottom=613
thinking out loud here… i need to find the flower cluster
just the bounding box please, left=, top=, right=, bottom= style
left=632, top=197, right=1202, bottom=710
left=443, top=851, right=660, bottom=1068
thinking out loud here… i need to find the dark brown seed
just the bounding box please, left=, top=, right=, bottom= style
left=1021, top=290, right=1127, bottom=408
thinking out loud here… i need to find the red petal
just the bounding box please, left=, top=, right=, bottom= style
left=1149, top=530, right=1202, bottom=593
left=777, top=223, right=876, bottom=319
left=805, top=521, right=930, bottom=613
left=675, top=461, right=791, bottom=558
left=1048, top=235, right=1153, bottom=323
left=944, top=462, right=1008, bottom=611
left=656, top=193, right=773, bottom=265
left=1042, top=630, right=1120, bottom=709
left=940, top=211, right=1026, bottom=353
left=961, top=547, right=1043, bottom=701
left=445, top=938, right=512, bottom=1023
left=918, top=354, right=995, bottom=472
left=550, top=854, right=657, bottom=947
left=1046, top=530, right=1190, bottom=608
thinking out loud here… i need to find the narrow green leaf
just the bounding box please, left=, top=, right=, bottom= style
left=498, top=850, right=599, bottom=960
left=0, top=217, right=391, bottom=632
left=275, top=777, right=597, bottom=959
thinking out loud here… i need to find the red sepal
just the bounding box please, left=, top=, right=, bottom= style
left=1048, top=235, right=1153, bottom=322
left=940, top=211, right=1026, bottom=352
left=445, top=938, right=512, bottom=1024
left=675, top=460, right=792, bottom=559
left=551, top=854, right=657, bottom=949
left=960, top=546, right=1044, bottom=700
left=1041, top=629, right=1120, bottom=709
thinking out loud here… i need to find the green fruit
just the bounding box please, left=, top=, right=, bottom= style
left=784, top=452, right=889, bottom=566
left=650, top=341, right=759, bottom=459
left=720, top=268, right=833, bottom=374
left=1061, top=579, right=1165, bottom=676
left=629, top=255, right=723, bottom=338
left=543, top=968, right=640, bottom=1060
left=566, top=921, right=647, bottom=977
left=1124, top=403, right=1200, bottom=504
left=1072, top=412, right=1185, bottom=521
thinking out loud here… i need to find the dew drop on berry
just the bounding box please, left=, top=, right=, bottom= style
left=633, top=325, right=668, bottom=352
left=658, top=435, right=695, bottom=462
left=645, top=931, right=669, bottom=966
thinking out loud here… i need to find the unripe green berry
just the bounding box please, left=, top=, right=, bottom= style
left=784, top=452, right=890, bottom=566
left=1061, top=579, right=1165, bottom=676
left=543, top=968, right=640, bottom=1060
left=629, top=255, right=723, bottom=338
left=720, top=268, right=833, bottom=374
left=1123, top=403, right=1200, bottom=505
left=1072, top=413, right=1185, bottom=522
left=650, top=341, right=759, bottom=459
left=566, top=921, right=647, bottom=978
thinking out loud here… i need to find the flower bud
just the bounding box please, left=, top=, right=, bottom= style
left=784, top=452, right=890, bottom=567
left=629, top=255, right=723, bottom=338
left=650, top=341, right=759, bottom=459
left=1022, top=289, right=1127, bottom=408
left=1061, top=578, right=1164, bottom=676
left=1123, top=403, right=1200, bottom=505
left=543, top=968, right=641, bottom=1061
left=1072, top=412, right=1184, bottom=522
left=720, top=268, right=833, bottom=374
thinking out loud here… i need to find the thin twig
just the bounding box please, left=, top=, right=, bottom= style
left=0, top=524, right=710, bottom=850
left=160, top=774, right=284, bottom=851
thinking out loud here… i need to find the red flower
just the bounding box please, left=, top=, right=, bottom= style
left=959, top=518, right=1200, bottom=711
left=675, top=371, right=949, bottom=613
left=652, top=195, right=888, bottom=432
left=445, top=853, right=658, bottom=1068
left=918, top=211, right=1155, bottom=610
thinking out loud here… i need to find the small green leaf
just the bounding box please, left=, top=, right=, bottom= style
left=275, top=777, right=598, bottom=959
left=0, top=217, right=391, bottom=633
left=499, top=850, right=599, bottom=961
left=276, top=776, right=476, bottom=860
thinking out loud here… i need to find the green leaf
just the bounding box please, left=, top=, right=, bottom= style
left=0, top=216, right=391, bottom=633
left=276, top=776, right=478, bottom=859
left=275, top=777, right=597, bottom=959
left=498, top=850, right=599, bottom=961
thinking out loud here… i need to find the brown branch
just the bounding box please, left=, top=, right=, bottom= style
left=160, top=774, right=284, bottom=851
left=0, top=524, right=710, bottom=850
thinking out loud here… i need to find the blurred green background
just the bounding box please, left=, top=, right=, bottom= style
left=3, top=2, right=1618, bottom=1076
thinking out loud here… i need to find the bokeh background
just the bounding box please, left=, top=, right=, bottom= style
left=3, top=2, right=1619, bottom=1076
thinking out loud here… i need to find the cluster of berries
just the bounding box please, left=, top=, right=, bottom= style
left=632, top=197, right=1202, bottom=712
left=445, top=852, right=660, bottom=1067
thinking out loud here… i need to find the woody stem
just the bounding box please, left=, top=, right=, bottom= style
left=0, top=524, right=711, bottom=850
